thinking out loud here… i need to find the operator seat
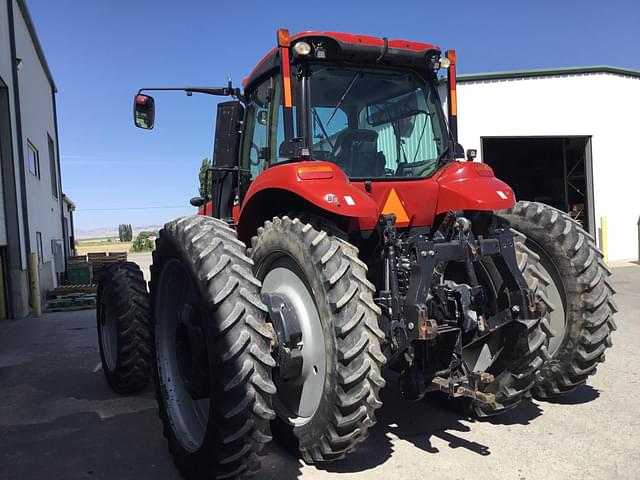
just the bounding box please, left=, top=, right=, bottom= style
left=330, top=129, right=386, bottom=177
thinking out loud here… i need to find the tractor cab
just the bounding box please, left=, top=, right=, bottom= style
left=240, top=31, right=453, bottom=181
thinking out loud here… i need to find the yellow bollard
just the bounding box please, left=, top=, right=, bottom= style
left=599, top=216, right=609, bottom=265
left=28, top=252, right=41, bottom=318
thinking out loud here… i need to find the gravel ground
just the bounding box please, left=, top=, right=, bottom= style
left=0, top=264, right=637, bottom=480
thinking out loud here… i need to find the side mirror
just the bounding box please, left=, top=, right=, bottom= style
left=133, top=94, right=155, bottom=129
left=189, top=196, right=205, bottom=207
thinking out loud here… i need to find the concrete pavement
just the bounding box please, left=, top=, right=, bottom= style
left=0, top=265, right=638, bottom=480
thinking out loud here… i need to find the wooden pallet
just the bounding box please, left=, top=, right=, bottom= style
left=68, top=255, right=88, bottom=263
left=48, top=284, right=97, bottom=298
left=46, top=293, right=97, bottom=312
left=108, top=252, right=128, bottom=261
left=88, top=254, right=126, bottom=283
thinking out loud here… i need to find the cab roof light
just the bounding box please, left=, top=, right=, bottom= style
left=439, top=57, right=451, bottom=68
left=297, top=164, right=334, bottom=180
left=293, top=41, right=312, bottom=56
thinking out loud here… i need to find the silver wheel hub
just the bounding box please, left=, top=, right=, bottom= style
left=261, top=256, right=326, bottom=424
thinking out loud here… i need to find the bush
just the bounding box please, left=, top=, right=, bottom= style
left=131, top=231, right=155, bottom=252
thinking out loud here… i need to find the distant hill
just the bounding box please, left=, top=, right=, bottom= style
left=76, top=224, right=163, bottom=240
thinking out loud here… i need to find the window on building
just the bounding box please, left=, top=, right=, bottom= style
left=27, top=141, right=40, bottom=178
left=36, top=232, right=44, bottom=264
left=48, top=135, right=58, bottom=198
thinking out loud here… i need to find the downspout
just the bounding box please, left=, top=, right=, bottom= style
left=69, top=204, right=76, bottom=256
left=52, top=87, right=65, bottom=274
left=8, top=0, right=33, bottom=314
left=8, top=0, right=32, bottom=262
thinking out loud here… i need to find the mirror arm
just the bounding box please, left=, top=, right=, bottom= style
left=137, top=83, right=242, bottom=99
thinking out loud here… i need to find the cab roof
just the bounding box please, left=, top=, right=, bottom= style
left=242, top=31, right=441, bottom=91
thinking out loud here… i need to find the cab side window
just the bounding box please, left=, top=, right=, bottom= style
left=271, top=75, right=299, bottom=164
left=242, top=77, right=273, bottom=179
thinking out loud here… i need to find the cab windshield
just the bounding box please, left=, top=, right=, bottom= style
left=309, top=65, right=448, bottom=179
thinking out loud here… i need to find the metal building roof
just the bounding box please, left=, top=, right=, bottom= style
left=458, top=65, right=640, bottom=83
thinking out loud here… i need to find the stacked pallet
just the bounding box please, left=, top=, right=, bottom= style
left=46, top=293, right=96, bottom=311
left=67, top=255, right=92, bottom=285
left=88, top=252, right=127, bottom=283
left=46, top=283, right=97, bottom=311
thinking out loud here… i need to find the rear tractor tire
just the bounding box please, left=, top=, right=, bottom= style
left=500, top=201, right=617, bottom=398
left=469, top=229, right=551, bottom=416
left=151, top=216, right=275, bottom=479
left=96, top=261, right=151, bottom=393
left=250, top=216, right=386, bottom=464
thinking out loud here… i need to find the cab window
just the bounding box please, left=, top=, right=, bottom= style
left=311, top=107, right=347, bottom=161
left=272, top=75, right=299, bottom=164
left=241, top=77, right=273, bottom=179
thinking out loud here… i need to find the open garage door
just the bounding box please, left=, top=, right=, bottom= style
left=482, top=136, right=595, bottom=235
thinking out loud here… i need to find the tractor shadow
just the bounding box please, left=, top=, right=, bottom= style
left=317, top=372, right=544, bottom=475
left=261, top=378, right=599, bottom=476
left=538, top=384, right=600, bottom=405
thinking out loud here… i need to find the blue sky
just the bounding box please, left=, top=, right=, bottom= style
left=26, top=0, right=640, bottom=233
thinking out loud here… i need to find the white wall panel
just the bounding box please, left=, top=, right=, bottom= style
left=457, top=73, right=640, bottom=261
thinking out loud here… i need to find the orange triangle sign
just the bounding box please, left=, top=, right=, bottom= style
left=382, top=188, right=410, bottom=224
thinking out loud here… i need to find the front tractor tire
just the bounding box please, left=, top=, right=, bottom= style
left=250, top=216, right=386, bottom=464
left=96, top=261, right=151, bottom=393
left=150, top=216, right=275, bottom=479
left=500, top=201, right=617, bottom=398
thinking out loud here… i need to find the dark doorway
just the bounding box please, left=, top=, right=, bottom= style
left=482, top=136, right=594, bottom=235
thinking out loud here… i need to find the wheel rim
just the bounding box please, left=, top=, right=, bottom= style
left=259, top=253, right=326, bottom=424
left=155, top=258, right=210, bottom=452
left=99, top=287, right=118, bottom=372
left=528, top=243, right=567, bottom=356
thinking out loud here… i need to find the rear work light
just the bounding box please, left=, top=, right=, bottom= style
left=293, top=41, right=312, bottom=56
left=297, top=164, right=333, bottom=180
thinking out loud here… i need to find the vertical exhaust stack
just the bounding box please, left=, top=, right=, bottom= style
left=446, top=50, right=458, bottom=143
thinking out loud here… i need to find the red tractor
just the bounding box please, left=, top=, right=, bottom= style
left=96, top=29, right=616, bottom=479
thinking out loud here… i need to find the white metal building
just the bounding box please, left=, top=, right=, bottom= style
left=0, top=0, right=67, bottom=319
left=455, top=66, right=640, bottom=262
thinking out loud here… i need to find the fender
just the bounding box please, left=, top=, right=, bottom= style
left=238, top=161, right=379, bottom=239
left=434, top=162, right=516, bottom=214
